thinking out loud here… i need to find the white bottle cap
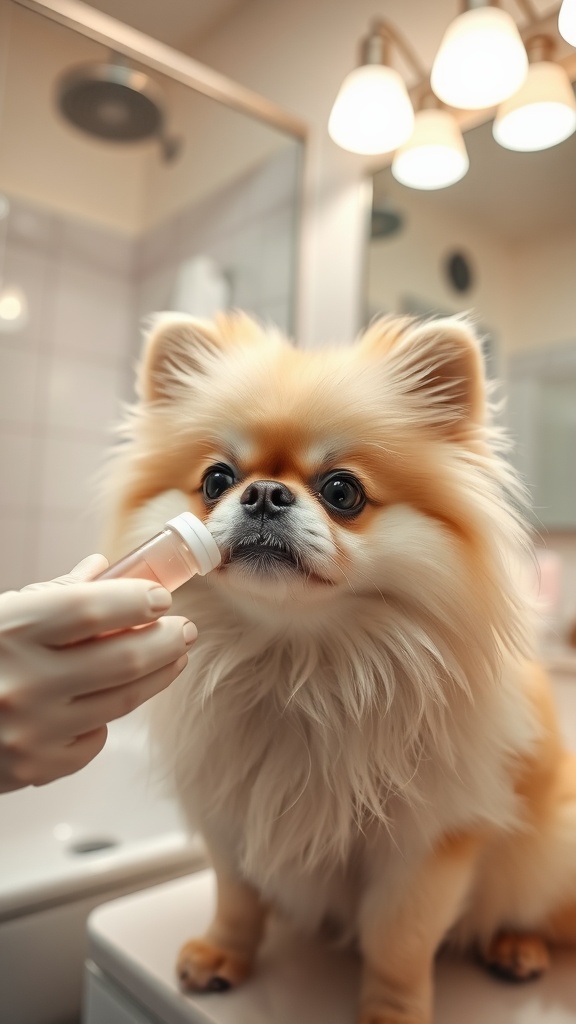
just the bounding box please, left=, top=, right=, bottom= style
left=166, top=512, right=221, bottom=576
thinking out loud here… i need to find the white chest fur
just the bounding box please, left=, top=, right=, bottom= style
left=149, top=581, right=538, bottom=934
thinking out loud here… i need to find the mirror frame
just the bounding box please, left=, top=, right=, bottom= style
left=10, top=0, right=308, bottom=140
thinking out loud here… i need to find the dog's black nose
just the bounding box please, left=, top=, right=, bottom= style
left=240, top=480, right=295, bottom=516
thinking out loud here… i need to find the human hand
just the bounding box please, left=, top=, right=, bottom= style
left=0, top=554, right=196, bottom=792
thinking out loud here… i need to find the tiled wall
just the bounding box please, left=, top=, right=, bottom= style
left=0, top=198, right=135, bottom=590
left=0, top=147, right=299, bottom=590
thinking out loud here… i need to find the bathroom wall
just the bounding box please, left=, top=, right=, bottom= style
left=366, top=198, right=518, bottom=373
left=366, top=196, right=576, bottom=363
left=507, top=227, right=576, bottom=354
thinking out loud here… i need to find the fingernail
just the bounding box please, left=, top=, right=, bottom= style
left=182, top=621, right=198, bottom=646
left=147, top=587, right=172, bottom=611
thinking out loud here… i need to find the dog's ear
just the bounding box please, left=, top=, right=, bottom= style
left=137, top=314, right=224, bottom=403
left=137, top=311, right=268, bottom=403
left=361, top=316, right=486, bottom=436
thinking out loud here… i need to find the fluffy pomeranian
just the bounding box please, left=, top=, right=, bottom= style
left=103, top=312, right=576, bottom=1023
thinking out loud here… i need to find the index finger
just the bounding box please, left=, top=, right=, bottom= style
left=19, top=580, right=173, bottom=647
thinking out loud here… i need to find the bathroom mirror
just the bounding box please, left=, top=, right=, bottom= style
left=365, top=97, right=576, bottom=535
left=0, top=0, right=305, bottom=589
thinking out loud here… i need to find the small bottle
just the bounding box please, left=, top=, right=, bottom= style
left=96, top=512, right=221, bottom=592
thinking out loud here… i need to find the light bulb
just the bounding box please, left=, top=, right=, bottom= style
left=0, top=286, right=28, bottom=332
left=328, top=64, right=414, bottom=155
left=431, top=6, right=528, bottom=109
left=392, top=109, right=469, bottom=190
left=559, top=0, right=576, bottom=47
left=493, top=62, right=576, bottom=151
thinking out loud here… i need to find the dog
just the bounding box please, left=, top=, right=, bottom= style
left=102, top=311, right=576, bottom=1024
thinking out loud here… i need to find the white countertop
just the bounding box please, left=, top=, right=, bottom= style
left=88, top=870, right=576, bottom=1024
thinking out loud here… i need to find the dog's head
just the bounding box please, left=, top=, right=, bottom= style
left=108, top=312, right=527, bottom=638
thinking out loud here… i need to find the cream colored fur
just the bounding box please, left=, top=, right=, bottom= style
left=101, top=313, right=576, bottom=1022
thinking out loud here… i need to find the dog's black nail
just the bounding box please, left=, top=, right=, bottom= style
left=486, top=962, right=542, bottom=984
left=207, top=975, right=231, bottom=992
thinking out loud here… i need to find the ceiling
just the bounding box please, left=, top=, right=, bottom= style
left=84, top=0, right=251, bottom=48
left=85, top=0, right=560, bottom=51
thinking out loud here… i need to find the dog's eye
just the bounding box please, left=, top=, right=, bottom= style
left=319, top=474, right=365, bottom=514
left=202, top=465, right=236, bottom=501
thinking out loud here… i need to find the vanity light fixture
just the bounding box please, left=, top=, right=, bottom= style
left=431, top=1, right=528, bottom=109
left=392, top=105, right=469, bottom=190
left=559, top=0, right=576, bottom=47
left=328, top=21, right=416, bottom=155
left=493, top=35, right=576, bottom=151
left=330, top=5, right=576, bottom=188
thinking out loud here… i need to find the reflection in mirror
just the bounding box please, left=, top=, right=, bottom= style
left=0, top=2, right=303, bottom=589
left=367, top=99, right=576, bottom=639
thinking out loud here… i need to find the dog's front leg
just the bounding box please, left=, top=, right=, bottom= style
left=177, top=850, right=267, bottom=993
left=358, top=834, right=478, bottom=1024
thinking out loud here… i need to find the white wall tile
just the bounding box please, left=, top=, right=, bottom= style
left=1, top=242, right=53, bottom=350
left=35, top=510, right=103, bottom=583
left=135, top=215, right=179, bottom=276
left=260, top=205, right=295, bottom=304
left=6, top=197, right=61, bottom=254
left=223, top=223, right=265, bottom=311
left=45, top=354, right=124, bottom=436
left=178, top=205, right=216, bottom=262
left=178, top=179, right=251, bottom=258
left=52, top=259, right=133, bottom=363
left=246, top=146, right=301, bottom=221
left=39, top=435, right=109, bottom=514
left=60, top=220, right=135, bottom=276
left=253, top=298, right=291, bottom=335
left=136, top=266, right=179, bottom=325
left=0, top=343, right=41, bottom=426
left=0, top=512, right=36, bottom=591
left=0, top=428, right=36, bottom=511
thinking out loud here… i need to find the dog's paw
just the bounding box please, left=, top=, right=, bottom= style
left=176, top=938, right=253, bottom=993
left=483, top=932, right=550, bottom=982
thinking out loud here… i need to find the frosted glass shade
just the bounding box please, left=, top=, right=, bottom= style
left=392, top=109, right=469, bottom=190
left=431, top=7, right=528, bottom=109
left=493, top=62, right=576, bottom=151
left=559, top=0, right=576, bottom=47
left=328, top=64, right=414, bottom=155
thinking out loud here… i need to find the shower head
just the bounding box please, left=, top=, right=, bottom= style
left=56, top=59, right=181, bottom=161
